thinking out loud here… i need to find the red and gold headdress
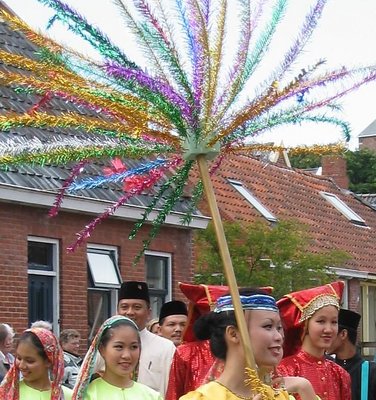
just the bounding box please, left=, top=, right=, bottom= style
left=0, top=328, right=64, bottom=400
left=179, top=283, right=274, bottom=342
left=179, top=282, right=229, bottom=342
left=277, top=281, right=344, bottom=357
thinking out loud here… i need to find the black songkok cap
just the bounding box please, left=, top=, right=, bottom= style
left=119, top=281, right=150, bottom=303
left=159, top=300, right=188, bottom=323
left=338, top=308, right=361, bottom=331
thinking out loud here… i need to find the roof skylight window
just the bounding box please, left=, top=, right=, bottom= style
left=228, top=179, right=277, bottom=222
left=320, top=192, right=366, bottom=226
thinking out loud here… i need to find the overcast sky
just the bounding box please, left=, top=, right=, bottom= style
left=4, top=0, right=376, bottom=150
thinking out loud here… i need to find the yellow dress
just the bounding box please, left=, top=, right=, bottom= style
left=179, top=381, right=293, bottom=400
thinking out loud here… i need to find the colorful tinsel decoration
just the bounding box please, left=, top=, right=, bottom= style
left=0, top=0, right=375, bottom=254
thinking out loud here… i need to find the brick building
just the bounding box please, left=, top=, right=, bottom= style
left=0, top=3, right=208, bottom=343
left=358, top=119, right=376, bottom=151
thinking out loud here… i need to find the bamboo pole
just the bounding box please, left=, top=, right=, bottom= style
left=196, top=154, right=256, bottom=371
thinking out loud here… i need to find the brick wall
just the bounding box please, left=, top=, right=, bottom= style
left=321, top=155, right=349, bottom=189
left=346, top=279, right=361, bottom=312
left=359, top=137, right=376, bottom=151
left=0, top=201, right=194, bottom=343
left=346, top=279, right=363, bottom=345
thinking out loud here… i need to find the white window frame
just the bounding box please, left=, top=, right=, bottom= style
left=27, top=236, right=59, bottom=334
left=361, top=282, right=376, bottom=358
left=87, top=244, right=121, bottom=313
left=320, top=192, right=367, bottom=226
left=228, top=179, right=277, bottom=222
left=145, top=250, right=172, bottom=318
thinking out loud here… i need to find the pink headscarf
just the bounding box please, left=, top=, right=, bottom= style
left=0, top=328, right=65, bottom=400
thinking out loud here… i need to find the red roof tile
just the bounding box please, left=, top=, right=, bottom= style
left=201, top=154, right=376, bottom=273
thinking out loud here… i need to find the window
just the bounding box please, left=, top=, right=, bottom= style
left=228, top=179, right=277, bottom=222
left=321, top=192, right=366, bottom=226
left=145, top=251, right=172, bottom=318
left=361, top=283, right=376, bottom=359
left=28, top=237, right=59, bottom=332
left=87, top=245, right=121, bottom=342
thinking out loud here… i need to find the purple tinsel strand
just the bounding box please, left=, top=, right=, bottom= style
left=104, top=62, right=193, bottom=123
left=175, top=0, right=197, bottom=74
left=49, top=160, right=87, bottom=217
left=277, top=0, right=327, bottom=80
left=185, top=0, right=206, bottom=108
left=214, top=4, right=252, bottom=113
left=172, top=0, right=201, bottom=112
left=201, top=0, right=210, bottom=24
left=242, top=66, right=350, bottom=120
left=275, top=67, right=351, bottom=105
left=302, top=69, right=376, bottom=114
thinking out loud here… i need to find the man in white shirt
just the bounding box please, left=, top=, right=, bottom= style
left=117, top=281, right=176, bottom=397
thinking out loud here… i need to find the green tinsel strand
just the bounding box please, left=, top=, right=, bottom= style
left=38, top=0, right=139, bottom=70
left=108, top=74, right=188, bottom=137
left=132, top=160, right=194, bottom=264
left=128, top=160, right=194, bottom=240
left=13, top=87, right=44, bottom=95
left=239, top=111, right=351, bottom=142
left=37, top=47, right=66, bottom=67
left=0, top=119, right=142, bottom=139
left=241, top=0, right=287, bottom=89
left=140, top=22, right=195, bottom=106
left=180, top=180, right=204, bottom=225
left=0, top=142, right=174, bottom=167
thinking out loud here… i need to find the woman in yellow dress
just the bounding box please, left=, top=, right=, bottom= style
left=180, top=289, right=319, bottom=400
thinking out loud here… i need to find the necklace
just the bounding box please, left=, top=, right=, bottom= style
left=215, top=381, right=254, bottom=400
left=24, top=381, right=51, bottom=392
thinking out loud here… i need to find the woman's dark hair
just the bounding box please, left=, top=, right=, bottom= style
left=100, top=318, right=140, bottom=348
left=193, top=288, right=270, bottom=360
left=18, top=331, right=48, bottom=361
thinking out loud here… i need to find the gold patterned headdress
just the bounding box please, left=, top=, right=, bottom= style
left=277, top=281, right=344, bottom=357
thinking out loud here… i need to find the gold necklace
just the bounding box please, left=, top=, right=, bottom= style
left=215, top=381, right=254, bottom=400
left=24, top=381, right=51, bottom=392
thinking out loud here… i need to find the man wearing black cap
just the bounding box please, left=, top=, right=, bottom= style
left=158, top=300, right=188, bottom=346
left=117, top=281, right=176, bottom=397
left=328, top=308, right=376, bottom=400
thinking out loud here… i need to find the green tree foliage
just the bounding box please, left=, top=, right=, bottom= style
left=345, top=149, right=376, bottom=193
left=194, top=220, right=350, bottom=300
left=289, top=153, right=321, bottom=169
left=290, top=149, right=376, bottom=194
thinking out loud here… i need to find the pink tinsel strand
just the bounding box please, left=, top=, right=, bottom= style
left=67, top=156, right=182, bottom=252
left=276, top=0, right=327, bottom=81
left=103, top=157, right=127, bottom=176
left=49, top=161, right=88, bottom=217
left=27, top=91, right=53, bottom=114
left=302, top=69, right=376, bottom=114
left=136, top=0, right=171, bottom=47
